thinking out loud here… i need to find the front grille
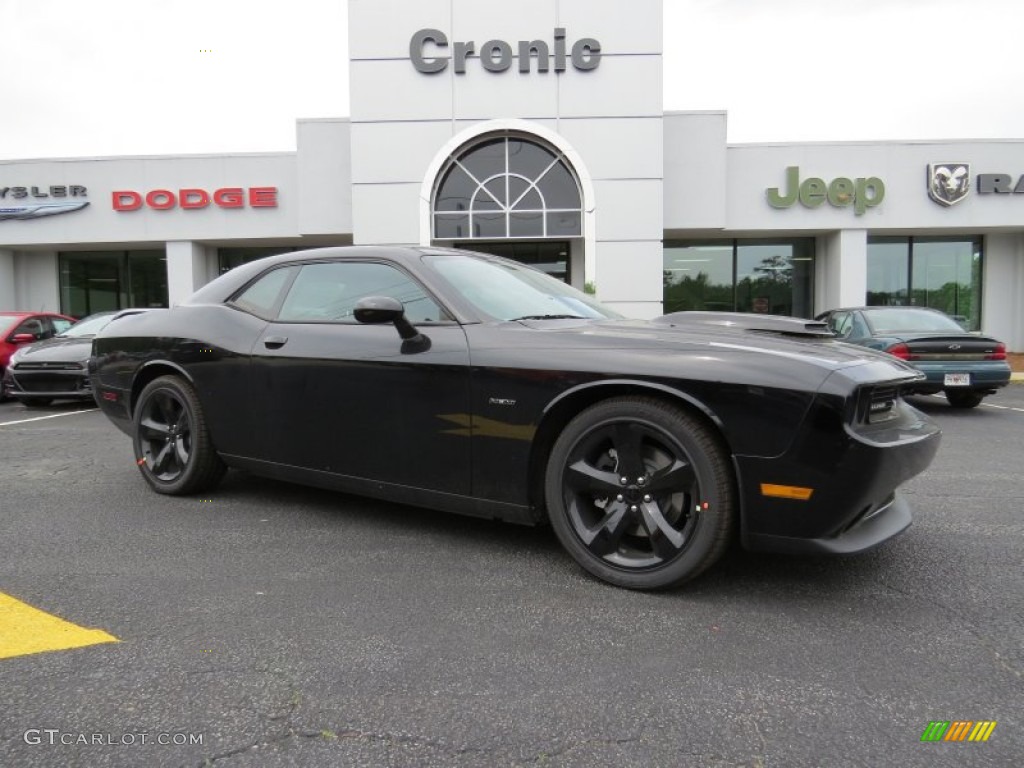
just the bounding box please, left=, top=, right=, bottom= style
left=12, top=374, right=87, bottom=393
left=14, top=362, right=83, bottom=371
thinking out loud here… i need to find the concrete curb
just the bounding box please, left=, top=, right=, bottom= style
left=1012, top=372, right=1024, bottom=383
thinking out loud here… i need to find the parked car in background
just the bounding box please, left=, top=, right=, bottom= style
left=816, top=306, right=1011, bottom=408
left=2, top=309, right=149, bottom=407
left=90, top=247, right=941, bottom=590
left=0, top=311, right=77, bottom=402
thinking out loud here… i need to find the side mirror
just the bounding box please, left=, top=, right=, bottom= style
left=10, top=333, right=37, bottom=345
left=353, top=296, right=431, bottom=353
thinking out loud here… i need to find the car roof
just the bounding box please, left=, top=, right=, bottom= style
left=826, top=306, right=948, bottom=313
left=183, top=245, right=504, bottom=307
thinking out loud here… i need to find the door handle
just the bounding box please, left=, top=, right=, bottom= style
left=263, top=335, right=288, bottom=349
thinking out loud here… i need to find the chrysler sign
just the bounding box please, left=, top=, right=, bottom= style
left=410, top=28, right=601, bottom=74
left=0, top=184, right=89, bottom=221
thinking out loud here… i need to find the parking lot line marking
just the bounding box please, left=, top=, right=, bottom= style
left=0, top=591, right=118, bottom=660
left=926, top=395, right=1024, bottom=414
left=0, top=408, right=97, bottom=427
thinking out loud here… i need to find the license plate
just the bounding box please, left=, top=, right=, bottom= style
left=944, top=373, right=971, bottom=387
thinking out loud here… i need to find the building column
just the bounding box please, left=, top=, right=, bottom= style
left=982, top=234, right=1024, bottom=352
left=815, top=229, right=867, bottom=312
left=12, top=251, right=59, bottom=312
left=0, top=250, right=14, bottom=309
left=166, top=241, right=209, bottom=306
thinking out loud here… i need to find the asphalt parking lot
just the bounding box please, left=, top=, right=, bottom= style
left=1, top=388, right=1022, bottom=767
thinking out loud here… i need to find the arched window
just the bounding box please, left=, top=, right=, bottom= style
left=432, top=136, right=582, bottom=240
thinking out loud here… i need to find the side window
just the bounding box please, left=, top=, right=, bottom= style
left=232, top=266, right=298, bottom=318
left=51, top=317, right=74, bottom=335
left=849, top=313, right=870, bottom=340
left=13, top=316, right=47, bottom=340
left=277, top=261, right=447, bottom=324
left=828, top=312, right=853, bottom=338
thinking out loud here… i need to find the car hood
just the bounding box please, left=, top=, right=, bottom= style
left=12, top=336, right=92, bottom=364
left=515, top=316, right=906, bottom=372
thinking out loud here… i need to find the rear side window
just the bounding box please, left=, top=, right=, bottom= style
left=231, top=266, right=298, bottom=318
left=827, top=312, right=852, bottom=338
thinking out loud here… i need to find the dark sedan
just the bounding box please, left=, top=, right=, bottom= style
left=3, top=309, right=149, bottom=406
left=816, top=306, right=1011, bottom=408
left=90, top=247, right=941, bottom=590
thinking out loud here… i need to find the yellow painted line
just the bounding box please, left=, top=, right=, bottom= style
left=0, top=408, right=97, bottom=427
left=0, top=591, right=118, bottom=660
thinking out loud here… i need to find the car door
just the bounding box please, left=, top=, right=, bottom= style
left=248, top=258, right=473, bottom=495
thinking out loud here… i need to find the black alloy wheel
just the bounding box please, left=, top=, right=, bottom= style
left=945, top=390, right=984, bottom=409
left=133, top=375, right=225, bottom=494
left=545, top=397, right=735, bottom=590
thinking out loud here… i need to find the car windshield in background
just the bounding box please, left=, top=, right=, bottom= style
left=60, top=313, right=117, bottom=338
left=425, top=254, right=621, bottom=321
left=863, top=308, right=965, bottom=334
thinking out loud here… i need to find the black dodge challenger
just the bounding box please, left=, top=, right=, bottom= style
left=90, top=246, right=941, bottom=589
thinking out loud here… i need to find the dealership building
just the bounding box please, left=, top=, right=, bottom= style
left=2, top=0, right=1024, bottom=351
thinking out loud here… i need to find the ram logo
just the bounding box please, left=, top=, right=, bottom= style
left=928, top=163, right=970, bottom=207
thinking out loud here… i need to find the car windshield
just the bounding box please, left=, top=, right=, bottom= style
left=425, top=253, right=622, bottom=321
left=863, top=308, right=965, bottom=334
left=59, top=313, right=118, bottom=338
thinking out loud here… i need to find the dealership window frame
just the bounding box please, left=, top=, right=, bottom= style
left=663, top=238, right=815, bottom=318
left=58, top=250, right=168, bottom=319
left=432, top=134, right=584, bottom=241
left=866, top=235, right=983, bottom=330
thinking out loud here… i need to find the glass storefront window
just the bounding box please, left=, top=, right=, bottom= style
left=455, top=241, right=571, bottom=282
left=432, top=135, right=583, bottom=240
left=736, top=240, right=814, bottom=317
left=218, top=246, right=296, bottom=275
left=59, top=250, right=167, bottom=318
left=867, top=236, right=982, bottom=330
left=663, top=243, right=734, bottom=313
left=663, top=239, right=814, bottom=317
left=866, top=237, right=910, bottom=306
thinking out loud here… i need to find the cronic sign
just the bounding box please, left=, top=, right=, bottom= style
left=410, top=28, right=600, bottom=74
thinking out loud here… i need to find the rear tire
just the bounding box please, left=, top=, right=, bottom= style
left=133, top=375, right=226, bottom=494
left=945, top=390, right=983, bottom=409
left=544, top=396, right=735, bottom=590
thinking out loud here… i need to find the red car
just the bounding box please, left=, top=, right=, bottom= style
left=0, top=311, right=77, bottom=401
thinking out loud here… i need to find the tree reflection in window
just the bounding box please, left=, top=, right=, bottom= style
left=433, top=137, right=582, bottom=240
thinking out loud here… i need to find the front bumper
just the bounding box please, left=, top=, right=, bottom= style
left=3, top=368, right=94, bottom=401
left=737, top=388, right=941, bottom=555
left=744, top=491, right=912, bottom=554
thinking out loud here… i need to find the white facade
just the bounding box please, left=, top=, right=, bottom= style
left=1, top=0, right=1023, bottom=349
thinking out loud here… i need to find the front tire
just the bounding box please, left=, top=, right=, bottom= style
left=545, top=397, right=735, bottom=590
left=945, top=390, right=984, bottom=409
left=133, top=375, right=225, bottom=494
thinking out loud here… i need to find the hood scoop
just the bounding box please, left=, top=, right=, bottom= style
left=654, top=311, right=836, bottom=338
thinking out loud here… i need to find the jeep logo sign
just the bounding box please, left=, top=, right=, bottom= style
left=766, top=166, right=885, bottom=215
left=410, top=28, right=601, bottom=74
